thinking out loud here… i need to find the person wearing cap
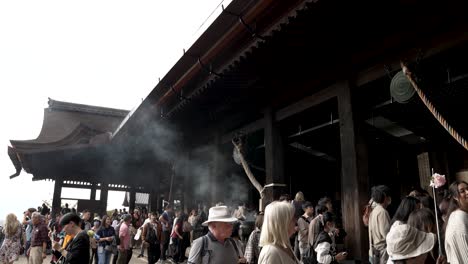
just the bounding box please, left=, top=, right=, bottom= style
left=386, top=223, right=438, bottom=264
left=52, top=213, right=90, bottom=264
left=188, top=205, right=246, bottom=264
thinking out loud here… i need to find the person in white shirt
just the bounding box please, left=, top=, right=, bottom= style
left=444, top=181, right=468, bottom=264
left=314, top=212, right=347, bottom=264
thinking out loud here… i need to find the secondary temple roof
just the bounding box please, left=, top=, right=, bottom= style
left=8, top=98, right=129, bottom=179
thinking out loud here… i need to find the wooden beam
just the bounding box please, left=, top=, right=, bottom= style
left=220, top=83, right=340, bottom=144
left=355, top=28, right=468, bottom=87
left=62, top=183, right=136, bottom=192
left=337, top=80, right=368, bottom=261
left=221, top=118, right=265, bottom=144
left=275, top=84, right=340, bottom=122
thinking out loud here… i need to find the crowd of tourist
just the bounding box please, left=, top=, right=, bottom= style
left=0, top=180, right=467, bottom=264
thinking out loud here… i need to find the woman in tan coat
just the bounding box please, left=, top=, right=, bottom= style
left=258, top=201, right=299, bottom=264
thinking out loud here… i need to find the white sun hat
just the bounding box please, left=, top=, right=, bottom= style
left=386, top=222, right=436, bottom=261
left=202, top=206, right=238, bottom=226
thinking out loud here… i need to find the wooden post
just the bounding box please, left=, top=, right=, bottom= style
left=129, top=187, right=136, bottom=213
left=52, top=177, right=63, bottom=217
left=337, top=81, right=369, bottom=262
left=100, top=183, right=109, bottom=216
left=89, top=184, right=97, bottom=218
left=90, top=184, right=97, bottom=200
left=149, top=190, right=159, bottom=213
left=264, top=108, right=286, bottom=203
left=211, top=132, right=222, bottom=205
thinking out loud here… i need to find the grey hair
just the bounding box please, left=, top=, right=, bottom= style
left=32, top=212, right=42, bottom=219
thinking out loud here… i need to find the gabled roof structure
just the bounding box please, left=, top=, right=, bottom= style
left=8, top=98, right=129, bottom=180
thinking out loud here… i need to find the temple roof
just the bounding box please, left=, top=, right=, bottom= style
left=11, top=98, right=129, bottom=150
left=8, top=98, right=130, bottom=179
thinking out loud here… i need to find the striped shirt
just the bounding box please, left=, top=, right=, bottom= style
left=445, top=210, right=468, bottom=264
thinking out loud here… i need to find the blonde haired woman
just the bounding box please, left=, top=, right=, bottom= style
left=0, top=214, right=23, bottom=264
left=258, top=201, right=299, bottom=264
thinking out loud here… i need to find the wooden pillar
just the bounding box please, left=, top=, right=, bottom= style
left=264, top=108, right=286, bottom=204
left=90, top=184, right=97, bottom=200
left=157, top=170, right=165, bottom=213
left=129, top=187, right=136, bottom=213
left=52, top=177, right=63, bottom=217
left=182, top=152, right=190, bottom=213
left=89, top=184, right=97, bottom=218
left=337, top=81, right=369, bottom=262
left=211, top=133, right=222, bottom=205
left=184, top=150, right=197, bottom=211
left=100, top=183, right=108, bottom=216
left=149, top=190, right=159, bottom=213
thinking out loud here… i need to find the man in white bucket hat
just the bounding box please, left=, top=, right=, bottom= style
left=188, top=205, right=246, bottom=264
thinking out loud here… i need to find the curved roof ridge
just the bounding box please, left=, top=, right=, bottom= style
left=48, top=98, right=130, bottom=117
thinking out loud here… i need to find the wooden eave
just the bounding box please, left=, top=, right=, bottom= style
left=111, top=0, right=309, bottom=141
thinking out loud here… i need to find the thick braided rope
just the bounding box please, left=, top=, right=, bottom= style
left=401, top=62, right=468, bottom=151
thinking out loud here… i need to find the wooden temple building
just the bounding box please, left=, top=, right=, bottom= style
left=8, top=0, right=468, bottom=261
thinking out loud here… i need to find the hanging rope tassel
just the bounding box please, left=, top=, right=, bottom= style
left=401, top=62, right=468, bottom=151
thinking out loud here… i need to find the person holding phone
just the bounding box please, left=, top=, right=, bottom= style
left=52, top=213, right=90, bottom=264
left=314, top=212, right=347, bottom=264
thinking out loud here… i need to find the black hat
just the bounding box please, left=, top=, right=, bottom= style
left=60, top=213, right=81, bottom=226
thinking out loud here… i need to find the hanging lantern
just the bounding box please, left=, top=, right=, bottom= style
left=390, top=70, right=416, bottom=103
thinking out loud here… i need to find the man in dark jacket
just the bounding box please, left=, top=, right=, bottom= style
left=52, top=213, right=90, bottom=264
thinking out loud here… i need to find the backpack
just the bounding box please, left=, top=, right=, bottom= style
left=362, top=202, right=373, bottom=227
left=197, top=235, right=240, bottom=263
left=145, top=223, right=159, bottom=245
left=114, top=224, right=121, bottom=246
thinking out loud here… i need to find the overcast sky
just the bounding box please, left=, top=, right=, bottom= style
left=0, top=0, right=231, bottom=221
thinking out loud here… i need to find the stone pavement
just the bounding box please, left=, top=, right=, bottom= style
left=15, top=250, right=186, bottom=264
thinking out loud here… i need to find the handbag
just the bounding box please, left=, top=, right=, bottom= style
left=105, top=244, right=113, bottom=252
left=111, top=236, right=119, bottom=255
